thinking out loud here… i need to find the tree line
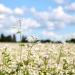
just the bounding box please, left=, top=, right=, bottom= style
left=0, top=34, right=16, bottom=42
left=0, top=33, right=75, bottom=43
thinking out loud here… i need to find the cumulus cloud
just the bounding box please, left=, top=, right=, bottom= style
left=0, top=14, right=6, bottom=20
left=30, top=7, right=36, bottom=13
left=65, top=2, right=75, bottom=12
left=36, top=11, right=50, bottom=21
left=46, top=21, right=55, bottom=30
left=52, top=6, right=75, bottom=25
left=42, top=30, right=56, bottom=37
left=61, top=33, right=75, bottom=41
left=52, top=6, right=65, bottom=19
left=42, top=30, right=70, bottom=42
left=14, top=7, right=25, bottom=15
left=54, top=0, right=65, bottom=4
left=0, top=24, right=3, bottom=28
left=22, top=18, right=40, bottom=28
left=31, top=6, right=70, bottom=29
left=0, top=14, right=40, bottom=34
left=0, top=4, right=13, bottom=14
left=7, top=28, right=18, bottom=34
left=0, top=3, right=75, bottom=40
left=0, top=4, right=27, bottom=16
left=31, top=8, right=50, bottom=21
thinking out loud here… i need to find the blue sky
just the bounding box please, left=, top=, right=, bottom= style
left=0, top=0, right=75, bottom=40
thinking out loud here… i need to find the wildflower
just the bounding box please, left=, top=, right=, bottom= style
left=27, top=36, right=37, bottom=42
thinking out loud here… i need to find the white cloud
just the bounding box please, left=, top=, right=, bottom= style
left=0, top=24, right=3, bottom=28
left=54, top=0, right=65, bottom=4
left=0, top=13, right=40, bottom=33
left=11, top=6, right=75, bottom=31
left=46, top=21, right=55, bottom=30
left=65, top=2, right=75, bottom=12
left=14, top=8, right=24, bottom=15
left=42, top=30, right=56, bottom=36
left=31, top=6, right=68, bottom=29
left=31, top=9, right=50, bottom=21
left=22, top=18, right=40, bottom=28
left=0, top=14, right=8, bottom=25
left=7, top=28, right=18, bottom=34
left=0, top=14, right=6, bottom=20
left=0, top=15, right=18, bottom=30
left=0, top=3, right=75, bottom=40
left=46, top=21, right=65, bottom=30
left=53, top=6, right=65, bottom=18
left=52, top=6, right=75, bottom=25
left=62, top=33, right=75, bottom=41
left=52, top=6, right=70, bottom=22
left=0, top=4, right=27, bottom=15
left=0, top=4, right=13, bottom=14
left=56, top=22, right=65, bottom=29
left=37, top=11, right=50, bottom=21
left=70, top=33, right=75, bottom=39
left=30, top=7, right=36, bottom=13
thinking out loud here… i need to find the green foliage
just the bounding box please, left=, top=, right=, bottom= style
left=66, top=38, right=75, bottom=43
left=0, top=34, right=16, bottom=42
left=2, top=47, right=11, bottom=67
left=0, top=71, right=5, bottom=75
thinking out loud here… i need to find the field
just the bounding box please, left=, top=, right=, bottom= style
left=0, top=43, right=75, bottom=75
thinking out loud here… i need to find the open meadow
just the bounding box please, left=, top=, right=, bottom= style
left=0, top=43, right=75, bottom=75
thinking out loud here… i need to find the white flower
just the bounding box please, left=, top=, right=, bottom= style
left=27, top=36, right=37, bottom=42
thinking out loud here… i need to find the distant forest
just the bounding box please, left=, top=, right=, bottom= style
left=0, top=33, right=75, bottom=43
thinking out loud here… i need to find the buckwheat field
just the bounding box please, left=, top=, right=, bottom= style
left=0, top=43, right=75, bottom=75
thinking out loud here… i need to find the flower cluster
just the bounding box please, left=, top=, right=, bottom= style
left=0, top=43, right=75, bottom=75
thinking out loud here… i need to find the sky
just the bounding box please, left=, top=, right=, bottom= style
left=0, top=0, right=75, bottom=41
